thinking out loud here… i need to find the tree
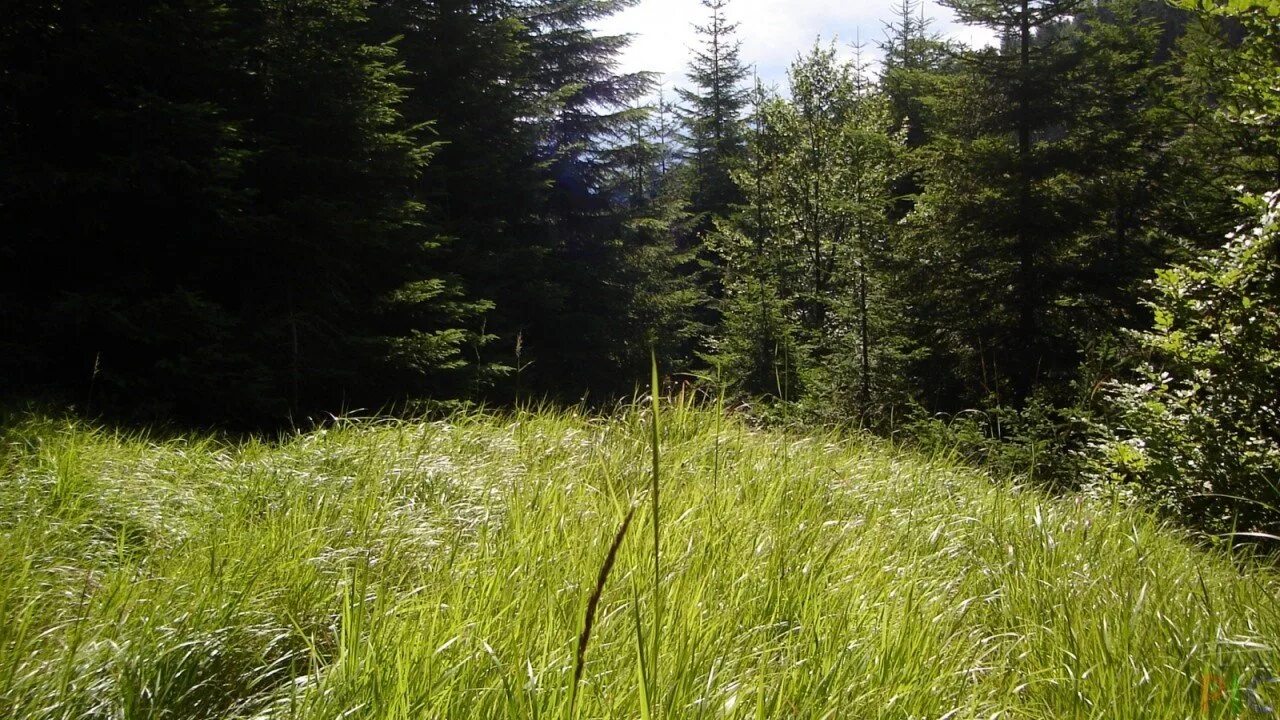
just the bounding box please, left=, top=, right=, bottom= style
left=0, top=0, right=475, bottom=423
left=519, top=0, right=660, bottom=395
left=1172, top=0, right=1280, bottom=195
left=239, top=0, right=481, bottom=413
left=1089, top=189, right=1280, bottom=533
left=879, top=0, right=955, bottom=151
left=677, top=0, right=751, bottom=223
left=1058, top=0, right=1180, bottom=338
left=1087, top=0, right=1280, bottom=534
left=601, top=100, right=706, bottom=378
left=714, top=44, right=902, bottom=415
left=671, top=0, right=751, bottom=344
left=371, top=0, right=654, bottom=399
left=894, top=0, right=1092, bottom=411
left=711, top=79, right=797, bottom=396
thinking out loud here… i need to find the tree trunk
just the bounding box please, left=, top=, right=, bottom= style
left=859, top=258, right=871, bottom=407
left=1015, top=0, right=1036, bottom=401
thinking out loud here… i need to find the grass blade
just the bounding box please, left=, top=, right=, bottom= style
left=648, top=348, right=662, bottom=719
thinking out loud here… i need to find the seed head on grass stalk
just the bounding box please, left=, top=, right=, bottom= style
left=570, top=505, right=636, bottom=719
left=649, top=348, right=662, bottom=718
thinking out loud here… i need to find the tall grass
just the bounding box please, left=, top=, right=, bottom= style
left=647, top=351, right=662, bottom=719
left=1, top=406, right=1279, bottom=718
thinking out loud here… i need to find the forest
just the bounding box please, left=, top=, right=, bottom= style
left=5, top=0, right=1278, bottom=534
left=3, top=0, right=1280, bottom=715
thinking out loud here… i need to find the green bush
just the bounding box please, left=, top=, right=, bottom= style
left=1087, top=189, right=1280, bottom=533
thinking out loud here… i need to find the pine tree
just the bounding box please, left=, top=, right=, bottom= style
left=677, top=0, right=752, bottom=222
left=369, top=0, right=548, bottom=396
left=240, top=0, right=484, bottom=413
left=518, top=0, right=659, bottom=394
left=878, top=0, right=958, bottom=232
left=0, top=0, right=477, bottom=422
left=901, top=0, right=1085, bottom=407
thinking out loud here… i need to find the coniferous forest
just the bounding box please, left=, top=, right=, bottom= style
left=3, top=0, right=1280, bottom=520
left=4, top=1, right=1280, bottom=715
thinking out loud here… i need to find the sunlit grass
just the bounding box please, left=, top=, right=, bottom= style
left=1, top=404, right=1278, bottom=718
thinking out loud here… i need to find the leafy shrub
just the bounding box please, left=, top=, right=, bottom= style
left=1086, top=189, right=1280, bottom=533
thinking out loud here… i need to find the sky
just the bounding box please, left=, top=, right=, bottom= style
left=593, top=0, right=997, bottom=94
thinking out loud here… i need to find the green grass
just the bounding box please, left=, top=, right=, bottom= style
left=2, top=403, right=1279, bottom=719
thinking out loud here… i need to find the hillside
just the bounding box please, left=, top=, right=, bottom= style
left=2, top=406, right=1278, bottom=719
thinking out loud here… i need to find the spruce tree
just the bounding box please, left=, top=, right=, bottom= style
left=879, top=0, right=954, bottom=150
left=715, top=44, right=901, bottom=413
left=239, top=0, right=481, bottom=413
left=903, top=0, right=1085, bottom=407
left=602, top=101, right=705, bottom=378
left=518, top=0, right=659, bottom=394
left=713, top=79, right=794, bottom=396
left=1060, top=0, right=1179, bottom=336
left=677, top=0, right=752, bottom=222
left=372, top=0, right=653, bottom=398
left=0, top=0, right=476, bottom=422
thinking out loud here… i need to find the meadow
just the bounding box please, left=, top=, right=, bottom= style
left=2, top=400, right=1278, bottom=719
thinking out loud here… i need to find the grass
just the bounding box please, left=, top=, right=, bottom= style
left=2, top=402, right=1280, bottom=719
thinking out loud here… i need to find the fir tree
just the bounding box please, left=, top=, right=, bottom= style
left=715, top=44, right=901, bottom=414
left=0, top=0, right=477, bottom=422
left=677, top=0, right=751, bottom=222
left=903, top=0, right=1086, bottom=407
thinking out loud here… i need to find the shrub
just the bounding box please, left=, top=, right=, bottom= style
left=1086, top=189, right=1280, bottom=533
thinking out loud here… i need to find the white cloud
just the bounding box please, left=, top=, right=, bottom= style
left=594, top=0, right=996, bottom=95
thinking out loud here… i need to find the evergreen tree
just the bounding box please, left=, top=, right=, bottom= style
left=710, top=79, right=797, bottom=396
left=879, top=0, right=954, bottom=151
left=900, top=0, right=1085, bottom=408
left=715, top=44, right=901, bottom=414
left=671, top=0, right=751, bottom=346
left=1060, top=0, right=1179, bottom=337
left=519, top=0, right=659, bottom=394
left=878, top=0, right=959, bottom=233
left=239, top=0, right=481, bottom=413
left=369, top=0, right=548, bottom=396
left=677, top=0, right=751, bottom=222
left=602, top=101, right=705, bottom=378
left=372, top=0, right=653, bottom=398
left=0, top=0, right=474, bottom=423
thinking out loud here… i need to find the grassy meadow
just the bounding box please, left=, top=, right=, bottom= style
left=2, top=401, right=1279, bottom=719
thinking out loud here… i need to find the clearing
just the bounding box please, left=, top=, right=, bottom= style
left=1, top=405, right=1277, bottom=718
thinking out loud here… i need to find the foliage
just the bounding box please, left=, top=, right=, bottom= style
left=1086, top=189, right=1280, bottom=532
left=676, top=0, right=751, bottom=223
left=1080, top=0, right=1280, bottom=535
left=0, top=0, right=659, bottom=421
left=370, top=0, right=657, bottom=401
left=0, top=0, right=481, bottom=423
left=1169, top=0, right=1280, bottom=197
left=714, top=45, right=906, bottom=420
